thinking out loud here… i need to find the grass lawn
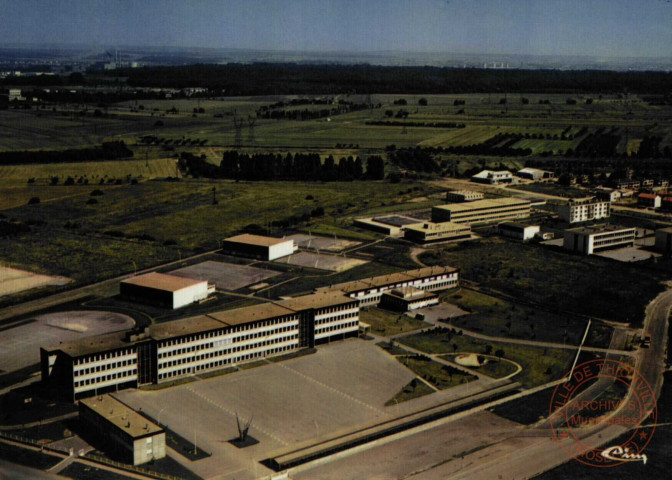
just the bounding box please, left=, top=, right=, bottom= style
left=399, top=330, right=578, bottom=388
left=396, top=354, right=477, bottom=390
left=385, top=378, right=436, bottom=406
left=420, top=237, right=666, bottom=326
left=359, top=308, right=431, bottom=337
left=439, top=354, right=519, bottom=379
left=377, top=341, right=411, bottom=356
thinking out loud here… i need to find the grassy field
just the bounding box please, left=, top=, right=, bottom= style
left=396, top=354, right=477, bottom=390
left=359, top=308, right=431, bottom=336
left=385, top=378, right=435, bottom=406
left=420, top=238, right=667, bottom=325
left=439, top=354, right=519, bottom=379
left=442, top=289, right=613, bottom=348
left=399, top=330, right=578, bottom=388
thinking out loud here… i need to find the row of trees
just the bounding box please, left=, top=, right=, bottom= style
left=255, top=103, right=373, bottom=121
left=178, top=151, right=385, bottom=181
left=0, top=141, right=132, bottom=165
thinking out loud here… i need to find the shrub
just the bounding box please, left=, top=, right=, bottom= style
left=27, top=197, right=40, bottom=205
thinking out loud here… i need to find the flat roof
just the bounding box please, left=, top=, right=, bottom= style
left=566, top=225, right=635, bottom=235
left=148, top=315, right=226, bottom=341
left=44, top=331, right=131, bottom=357
left=404, top=222, right=470, bottom=233
left=323, top=266, right=458, bottom=294
left=433, top=197, right=530, bottom=213
left=372, top=215, right=423, bottom=227
left=279, top=291, right=356, bottom=311
left=385, top=287, right=435, bottom=300
left=207, top=302, right=296, bottom=326
left=80, top=395, right=163, bottom=438
left=121, top=272, right=205, bottom=292
left=223, top=234, right=292, bottom=247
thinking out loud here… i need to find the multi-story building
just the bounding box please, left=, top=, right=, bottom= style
left=79, top=395, right=165, bottom=465
left=41, top=292, right=359, bottom=401
left=431, top=198, right=531, bottom=225
left=557, top=197, right=610, bottom=223
left=445, top=190, right=484, bottom=203
left=320, top=266, right=459, bottom=307
left=563, top=225, right=636, bottom=255
left=403, top=222, right=472, bottom=244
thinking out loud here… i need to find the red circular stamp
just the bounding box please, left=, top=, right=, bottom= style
left=548, top=358, right=657, bottom=467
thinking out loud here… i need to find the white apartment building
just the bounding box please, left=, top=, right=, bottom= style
left=563, top=225, right=635, bottom=254
left=558, top=197, right=610, bottom=223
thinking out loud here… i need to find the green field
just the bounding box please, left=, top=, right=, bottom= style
left=385, top=378, right=436, bottom=406
left=396, top=355, right=477, bottom=390
left=421, top=238, right=667, bottom=325
left=359, top=308, right=431, bottom=336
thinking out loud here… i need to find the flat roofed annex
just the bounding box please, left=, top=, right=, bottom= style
left=223, top=233, right=292, bottom=247
left=121, top=272, right=205, bottom=292
left=80, top=395, right=163, bottom=438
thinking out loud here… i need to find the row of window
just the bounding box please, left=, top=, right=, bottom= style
left=159, top=335, right=298, bottom=367
left=315, top=312, right=358, bottom=325
left=315, top=304, right=356, bottom=314
left=74, top=349, right=134, bottom=366
left=158, top=326, right=297, bottom=358
left=315, top=320, right=359, bottom=334
left=74, top=369, right=137, bottom=389
left=157, top=344, right=296, bottom=380
left=160, top=318, right=299, bottom=348
left=74, top=358, right=137, bottom=376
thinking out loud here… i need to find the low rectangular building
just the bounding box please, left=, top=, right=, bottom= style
left=637, top=193, right=661, bottom=209
left=222, top=234, right=297, bottom=261
left=471, top=170, right=513, bottom=185
left=498, top=222, right=540, bottom=241
left=431, top=198, right=531, bottom=225
left=594, top=188, right=621, bottom=203
left=120, top=272, right=213, bottom=309
left=353, top=215, right=421, bottom=237
left=445, top=190, right=484, bottom=203
left=79, top=395, right=165, bottom=465
left=563, top=225, right=636, bottom=255
left=403, top=222, right=471, bottom=244
left=558, top=197, right=610, bottom=223
left=517, top=168, right=554, bottom=181
left=380, top=287, right=439, bottom=312
left=321, top=266, right=459, bottom=307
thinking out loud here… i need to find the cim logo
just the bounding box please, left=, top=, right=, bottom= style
left=601, top=446, right=648, bottom=465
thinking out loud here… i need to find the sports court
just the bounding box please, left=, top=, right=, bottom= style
left=273, top=251, right=367, bottom=272
left=169, top=260, right=280, bottom=291
left=0, top=311, right=135, bottom=374
left=0, top=266, right=70, bottom=297
left=286, top=233, right=360, bottom=252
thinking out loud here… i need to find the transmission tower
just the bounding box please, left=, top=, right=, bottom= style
left=247, top=116, right=256, bottom=144
left=233, top=117, right=244, bottom=148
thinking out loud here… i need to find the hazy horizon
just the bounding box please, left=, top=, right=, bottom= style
left=1, top=0, right=671, bottom=59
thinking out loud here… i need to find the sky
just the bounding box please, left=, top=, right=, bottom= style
left=0, top=0, right=671, bottom=58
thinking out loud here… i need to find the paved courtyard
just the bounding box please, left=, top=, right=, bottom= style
left=286, top=234, right=360, bottom=252
left=273, top=251, right=367, bottom=271
left=170, top=260, right=280, bottom=291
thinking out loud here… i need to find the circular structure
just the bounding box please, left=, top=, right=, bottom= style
left=549, top=359, right=657, bottom=468
left=455, top=353, right=484, bottom=367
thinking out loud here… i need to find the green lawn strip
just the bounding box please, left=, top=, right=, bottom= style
left=396, top=354, right=477, bottom=390
left=399, top=331, right=577, bottom=388
left=376, top=341, right=410, bottom=356
left=385, top=378, right=436, bottom=406
left=359, top=308, right=431, bottom=336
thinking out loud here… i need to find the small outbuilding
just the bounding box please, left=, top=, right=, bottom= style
left=380, top=287, right=439, bottom=312
left=79, top=395, right=165, bottom=465
left=120, top=272, right=213, bottom=309
left=221, top=234, right=297, bottom=261
left=498, top=222, right=540, bottom=241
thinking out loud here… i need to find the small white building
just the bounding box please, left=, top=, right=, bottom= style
left=637, top=193, right=661, bottom=209
left=498, top=222, right=540, bottom=241
left=380, top=287, right=439, bottom=312
left=471, top=170, right=514, bottom=185
left=563, top=225, right=636, bottom=255
left=120, top=272, right=213, bottom=309
left=517, top=168, right=554, bottom=181
left=222, top=234, right=297, bottom=261
left=594, top=188, right=621, bottom=203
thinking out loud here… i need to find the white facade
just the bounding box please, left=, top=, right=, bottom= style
left=471, top=170, right=513, bottom=184
left=313, top=304, right=360, bottom=341
left=269, top=240, right=297, bottom=261
left=498, top=223, right=540, bottom=241
left=558, top=198, right=610, bottom=223
left=563, top=226, right=636, bottom=254
left=72, top=348, right=138, bottom=397
left=173, top=282, right=211, bottom=309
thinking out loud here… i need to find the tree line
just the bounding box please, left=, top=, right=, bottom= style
left=178, top=151, right=385, bottom=181
left=117, top=64, right=672, bottom=95
left=0, top=141, right=133, bottom=165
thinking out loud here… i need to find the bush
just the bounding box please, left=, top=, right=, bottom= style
left=27, top=197, right=40, bottom=205
left=90, top=189, right=104, bottom=196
